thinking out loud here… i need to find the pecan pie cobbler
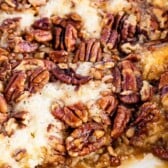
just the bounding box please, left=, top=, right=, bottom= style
left=0, top=0, right=167, bottom=167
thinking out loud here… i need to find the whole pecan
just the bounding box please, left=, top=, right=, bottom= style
left=32, top=17, right=51, bottom=30
left=97, top=95, right=118, bottom=116
left=54, top=23, right=77, bottom=52
left=52, top=13, right=82, bottom=31
left=153, top=146, right=168, bottom=160
left=66, top=122, right=107, bottom=157
left=28, top=67, right=49, bottom=93
left=119, top=60, right=142, bottom=104
left=52, top=66, right=91, bottom=85
left=110, top=156, right=121, bottom=167
left=74, top=39, right=102, bottom=62
left=111, top=105, right=132, bottom=139
left=52, top=102, right=88, bottom=128
left=49, top=50, right=68, bottom=63
left=5, top=72, right=26, bottom=102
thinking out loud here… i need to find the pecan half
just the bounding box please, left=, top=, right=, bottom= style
left=74, top=39, right=102, bottom=62
left=49, top=50, right=68, bottom=63
left=111, top=105, right=132, bottom=139
left=5, top=72, right=26, bottom=102
left=33, top=29, right=52, bottom=43
left=153, top=146, right=168, bottom=161
left=28, top=68, right=49, bottom=93
left=45, top=136, right=66, bottom=166
left=97, top=95, right=118, bottom=116
left=66, top=122, right=107, bottom=157
left=52, top=66, right=91, bottom=85
left=119, top=60, right=142, bottom=104
left=133, top=102, right=160, bottom=126
left=159, top=72, right=168, bottom=90
left=111, top=66, right=121, bottom=93
left=52, top=102, right=88, bottom=127
left=101, top=13, right=138, bottom=49
left=110, top=156, right=121, bottom=167
left=54, top=23, right=77, bottom=52
left=0, top=57, right=11, bottom=81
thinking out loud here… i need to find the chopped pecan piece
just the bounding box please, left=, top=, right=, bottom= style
left=28, top=68, right=49, bottom=93
left=97, top=95, right=118, bottom=115
left=110, top=156, right=121, bottom=167
left=111, top=105, right=132, bottom=139
left=140, top=81, right=153, bottom=101
left=54, top=23, right=77, bottom=52
left=0, top=94, right=8, bottom=113
left=33, top=29, right=52, bottom=43
left=66, top=122, right=107, bottom=157
left=111, top=66, right=121, bottom=93
left=153, top=146, right=168, bottom=161
left=52, top=66, right=91, bottom=85
left=0, top=17, right=20, bottom=32
left=52, top=102, right=88, bottom=127
left=5, top=72, right=26, bottom=102
left=33, top=17, right=51, bottom=30
left=13, top=58, right=45, bottom=71
left=74, top=39, right=102, bottom=62
left=49, top=50, right=68, bottom=63
left=65, top=24, right=78, bottom=52
left=159, top=72, right=168, bottom=90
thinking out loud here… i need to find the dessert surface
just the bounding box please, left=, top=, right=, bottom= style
left=0, top=0, right=167, bottom=167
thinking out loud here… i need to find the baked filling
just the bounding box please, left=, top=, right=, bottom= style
left=0, top=0, right=167, bottom=167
